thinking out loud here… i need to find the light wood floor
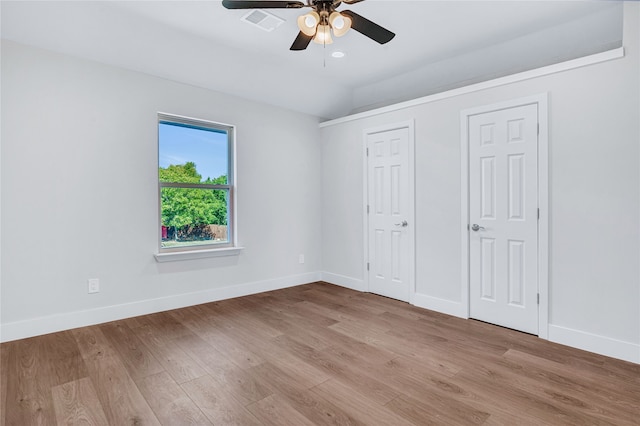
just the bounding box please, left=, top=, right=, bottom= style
left=1, top=282, right=639, bottom=425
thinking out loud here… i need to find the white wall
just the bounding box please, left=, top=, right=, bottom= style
left=321, top=3, right=639, bottom=363
left=0, top=40, right=322, bottom=340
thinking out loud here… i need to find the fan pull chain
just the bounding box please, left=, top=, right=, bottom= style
left=323, top=32, right=329, bottom=68
left=323, top=40, right=327, bottom=68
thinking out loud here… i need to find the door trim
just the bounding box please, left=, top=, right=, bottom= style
left=363, top=120, right=416, bottom=304
left=460, top=94, right=549, bottom=339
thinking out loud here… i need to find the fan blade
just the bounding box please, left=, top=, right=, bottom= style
left=290, top=31, right=313, bottom=50
left=222, top=0, right=305, bottom=9
left=341, top=0, right=365, bottom=4
left=341, top=10, right=395, bottom=44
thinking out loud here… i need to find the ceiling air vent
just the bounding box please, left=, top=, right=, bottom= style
left=241, top=10, right=285, bottom=32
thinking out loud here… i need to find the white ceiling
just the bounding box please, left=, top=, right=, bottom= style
left=1, top=1, right=623, bottom=120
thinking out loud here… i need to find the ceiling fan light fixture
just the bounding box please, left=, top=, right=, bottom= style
left=329, top=12, right=351, bottom=37
left=221, top=0, right=395, bottom=51
left=313, top=24, right=333, bottom=45
left=297, top=11, right=319, bottom=36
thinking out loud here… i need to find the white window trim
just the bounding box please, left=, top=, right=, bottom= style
left=154, top=246, right=244, bottom=262
left=155, top=112, right=239, bottom=262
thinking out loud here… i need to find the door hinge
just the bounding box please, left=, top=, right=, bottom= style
left=537, top=293, right=540, bottom=305
left=367, top=205, right=370, bottom=214
left=537, top=123, right=540, bottom=135
left=537, top=208, right=540, bottom=220
left=367, top=262, right=370, bottom=271
left=366, top=147, right=369, bottom=156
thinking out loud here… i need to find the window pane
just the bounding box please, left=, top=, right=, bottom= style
left=159, top=122, right=228, bottom=184
left=160, top=187, right=229, bottom=248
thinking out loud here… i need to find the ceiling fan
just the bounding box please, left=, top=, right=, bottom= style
left=221, top=0, right=395, bottom=51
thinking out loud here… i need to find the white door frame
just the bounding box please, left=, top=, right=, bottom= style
left=363, top=120, right=416, bottom=304
left=460, top=94, right=549, bottom=339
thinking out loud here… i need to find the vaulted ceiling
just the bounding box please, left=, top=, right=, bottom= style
left=1, top=1, right=623, bottom=120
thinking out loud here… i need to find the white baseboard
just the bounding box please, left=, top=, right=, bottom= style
left=321, top=272, right=366, bottom=292
left=4, top=272, right=637, bottom=365
left=412, top=293, right=468, bottom=319
left=322, top=273, right=469, bottom=321
left=548, top=324, right=640, bottom=364
left=0, top=272, right=322, bottom=343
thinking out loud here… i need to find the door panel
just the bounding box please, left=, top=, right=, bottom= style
left=480, top=157, right=496, bottom=219
left=367, top=127, right=411, bottom=302
left=469, top=104, right=538, bottom=334
left=480, top=237, right=496, bottom=300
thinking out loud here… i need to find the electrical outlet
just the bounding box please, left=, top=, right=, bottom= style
left=299, top=254, right=305, bottom=264
left=88, top=278, right=100, bottom=294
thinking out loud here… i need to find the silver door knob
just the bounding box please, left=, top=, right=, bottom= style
left=395, top=220, right=408, bottom=227
left=471, top=224, right=485, bottom=232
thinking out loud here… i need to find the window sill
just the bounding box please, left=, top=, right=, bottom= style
left=154, top=247, right=244, bottom=263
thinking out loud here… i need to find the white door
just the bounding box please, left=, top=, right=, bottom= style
left=367, top=126, right=412, bottom=302
left=468, top=104, right=539, bottom=334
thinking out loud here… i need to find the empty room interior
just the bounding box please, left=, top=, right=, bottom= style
left=1, top=1, right=639, bottom=425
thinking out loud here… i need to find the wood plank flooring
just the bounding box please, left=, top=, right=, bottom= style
left=1, top=282, right=639, bottom=425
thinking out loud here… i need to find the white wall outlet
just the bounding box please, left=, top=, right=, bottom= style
left=298, top=254, right=305, bottom=264
left=88, top=278, right=100, bottom=294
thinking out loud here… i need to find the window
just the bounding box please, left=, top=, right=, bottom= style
left=157, top=113, right=235, bottom=255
